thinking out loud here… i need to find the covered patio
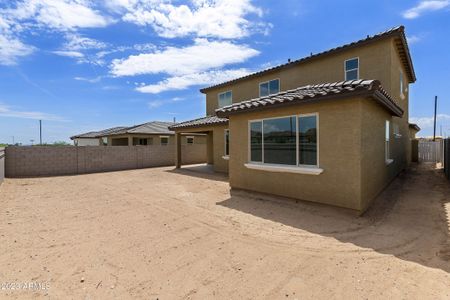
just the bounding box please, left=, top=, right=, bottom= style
left=170, top=116, right=229, bottom=173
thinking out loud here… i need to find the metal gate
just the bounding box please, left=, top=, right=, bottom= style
left=418, top=140, right=444, bottom=163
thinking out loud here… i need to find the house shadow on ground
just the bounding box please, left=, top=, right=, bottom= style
left=166, top=163, right=229, bottom=182
left=217, top=163, right=450, bottom=273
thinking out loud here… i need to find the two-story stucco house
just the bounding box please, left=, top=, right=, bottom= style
left=170, top=26, right=417, bottom=213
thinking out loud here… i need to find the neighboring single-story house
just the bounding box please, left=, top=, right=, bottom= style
left=170, top=26, right=418, bottom=213
left=100, top=121, right=207, bottom=146
left=71, top=126, right=127, bottom=146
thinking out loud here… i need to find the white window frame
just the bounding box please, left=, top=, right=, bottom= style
left=186, top=136, right=194, bottom=145
left=259, top=78, right=280, bottom=97
left=385, top=120, right=393, bottom=165
left=399, top=70, right=405, bottom=99
left=223, top=129, right=230, bottom=158
left=160, top=136, right=169, bottom=146
left=247, top=113, right=322, bottom=175
left=344, top=57, right=359, bottom=81
left=218, top=90, right=232, bottom=108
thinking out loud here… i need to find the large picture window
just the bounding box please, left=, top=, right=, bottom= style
left=299, top=116, right=317, bottom=165
left=249, top=114, right=318, bottom=167
left=263, top=117, right=296, bottom=165
left=250, top=122, right=263, bottom=162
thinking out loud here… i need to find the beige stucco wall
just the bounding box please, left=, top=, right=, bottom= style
left=206, top=38, right=400, bottom=115
left=228, top=97, right=364, bottom=211
left=106, top=134, right=206, bottom=146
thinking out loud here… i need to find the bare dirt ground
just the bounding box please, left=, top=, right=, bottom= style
left=0, top=163, right=449, bottom=299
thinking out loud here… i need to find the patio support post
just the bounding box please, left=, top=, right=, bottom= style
left=128, top=136, right=133, bottom=146
left=206, top=131, right=214, bottom=165
left=175, top=132, right=182, bottom=168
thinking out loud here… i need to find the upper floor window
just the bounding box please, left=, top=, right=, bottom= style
left=186, top=136, right=194, bottom=144
left=259, top=79, right=280, bottom=97
left=345, top=58, right=359, bottom=81
left=218, top=91, right=232, bottom=108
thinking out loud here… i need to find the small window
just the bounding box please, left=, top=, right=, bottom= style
left=160, top=136, right=169, bottom=145
left=186, top=136, right=194, bottom=144
left=393, top=123, right=401, bottom=138
left=218, top=91, right=232, bottom=108
left=259, top=79, right=280, bottom=97
left=345, top=58, right=359, bottom=81
left=224, top=129, right=230, bottom=156
left=102, top=137, right=107, bottom=146
left=139, top=138, right=147, bottom=145
left=385, top=120, right=390, bottom=161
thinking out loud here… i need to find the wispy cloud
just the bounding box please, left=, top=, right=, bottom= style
left=147, top=97, right=187, bottom=110
left=110, top=0, right=267, bottom=39
left=111, top=39, right=259, bottom=77
left=410, top=114, right=450, bottom=129
left=403, top=0, right=449, bottom=19
left=0, top=103, right=66, bottom=121
left=0, top=33, right=35, bottom=65
left=137, top=69, right=252, bottom=94
left=53, top=50, right=84, bottom=58
left=407, top=35, right=421, bottom=44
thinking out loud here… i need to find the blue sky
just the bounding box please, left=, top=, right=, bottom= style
left=0, top=0, right=449, bottom=144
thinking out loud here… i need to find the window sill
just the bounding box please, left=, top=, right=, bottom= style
left=385, top=159, right=394, bottom=166
left=244, top=163, right=323, bottom=175
left=222, top=155, right=230, bottom=160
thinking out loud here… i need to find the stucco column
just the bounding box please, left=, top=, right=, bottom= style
left=206, top=131, right=214, bottom=165
left=128, top=136, right=133, bottom=146
left=175, top=132, right=182, bottom=168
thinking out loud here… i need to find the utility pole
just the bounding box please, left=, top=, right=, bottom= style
left=433, top=96, right=437, bottom=141
left=39, top=120, right=42, bottom=145
left=11, top=136, right=15, bottom=145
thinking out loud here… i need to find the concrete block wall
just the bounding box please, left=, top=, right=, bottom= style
left=5, top=145, right=206, bottom=178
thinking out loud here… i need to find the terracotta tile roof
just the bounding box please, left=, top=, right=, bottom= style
left=409, top=123, right=421, bottom=131
left=200, top=26, right=415, bottom=93
left=169, top=115, right=228, bottom=130
left=216, top=79, right=403, bottom=118
left=105, top=121, right=176, bottom=136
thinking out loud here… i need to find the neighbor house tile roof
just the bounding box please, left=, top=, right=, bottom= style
left=215, top=80, right=403, bottom=118
left=70, top=126, right=127, bottom=140
left=409, top=123, right=421, bottom=131
left=201, top=26, right=415, bottom=93
left=169, top=115, right=228, bottom=130
left=105, top=121, right=176, bottom=136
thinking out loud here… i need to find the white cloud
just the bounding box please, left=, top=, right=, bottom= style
left=52, top=50, right=84, bottom=58
left=63, top=33, right=108, bottom=50
left=137, top=68, right=251, bottom=93
left=407, top=35, right=421, bottom=44
left=3, top=0, right=112, bottom=30
left=74, top=76, right=103, bottom=83
left=0, top=33, right=35, bottom=65
left=410, top=114, right=450, bottom=129
left=403, top=0, right=449, bottom=19
left=0, top=103, right=65, bottom=121
left=147, top=96, right=186, bottom=109
left=111, top=38, right=259, bottom=77
left=148, top=100, right=165, bottom=109
left=113, top=0, right=266, bottom=39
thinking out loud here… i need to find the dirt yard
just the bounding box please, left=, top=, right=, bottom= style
left=0, top=164, right=449, bottom=299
